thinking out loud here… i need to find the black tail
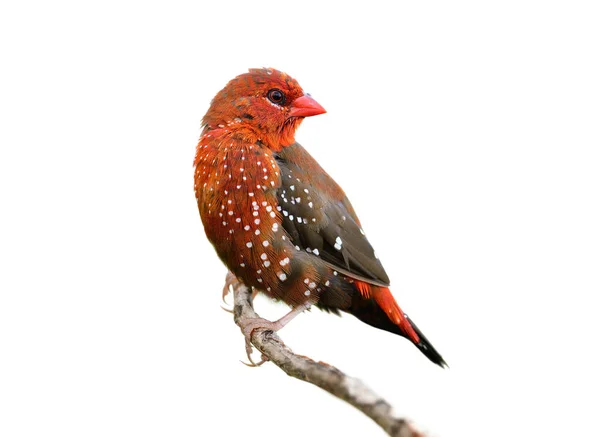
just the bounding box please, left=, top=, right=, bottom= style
left=406, top=315, right=447, bottom=368
left=348, top=297, right=447, bottom=368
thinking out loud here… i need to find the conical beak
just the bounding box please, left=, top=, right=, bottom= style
left=289, top=94, right=326, bottom=117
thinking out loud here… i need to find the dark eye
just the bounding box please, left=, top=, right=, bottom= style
left=267, top=89, right=286, bottom=105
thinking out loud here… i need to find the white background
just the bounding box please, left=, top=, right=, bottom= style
left=1, top=1, right=599, bottom=436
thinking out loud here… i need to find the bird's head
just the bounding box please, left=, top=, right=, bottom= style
left=202, top=68, right=326, bottom=150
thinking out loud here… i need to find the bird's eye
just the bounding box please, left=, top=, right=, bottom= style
left=267, top=89, right=286, bottom=105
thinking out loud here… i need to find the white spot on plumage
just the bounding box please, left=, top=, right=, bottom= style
left=246, top=242, right=252, bottom=247
left=278, top=273, right=287, bottom=281
left=260, top=253, right=267, bottom=260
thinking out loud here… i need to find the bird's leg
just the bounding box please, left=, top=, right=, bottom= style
left=222, top=271, right=241, bottom=302
left=221, top=272, right=260, bottom=313
left=221, top=271, right=244, bottom=313
left=239, top=303, right=310, bottom=367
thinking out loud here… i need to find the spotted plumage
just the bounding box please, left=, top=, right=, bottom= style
left=194, top=68, right=446, bottom=367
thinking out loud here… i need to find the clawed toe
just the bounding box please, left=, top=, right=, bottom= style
left=241, top=338, right=269, bottom=367
left=238, top=317, right=280, bottom=367
left=222, top=271, right=247, bottom=313
left=222, top=271, right=238, bottom=304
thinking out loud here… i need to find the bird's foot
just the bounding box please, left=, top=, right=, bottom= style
left=238, top=304, right=310, bottom=367
left=222, top=271, right=241, bottom=302
left=221, top=272, right=260, bottom=313
left=238, top=317, right=282, bottom=366
left=221, top=271, right=244, bottom=313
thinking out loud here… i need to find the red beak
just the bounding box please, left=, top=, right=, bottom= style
left=289, top=94, right=326, bottom=117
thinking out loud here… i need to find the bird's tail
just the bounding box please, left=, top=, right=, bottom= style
left=350, top=281, right=447, bottom=368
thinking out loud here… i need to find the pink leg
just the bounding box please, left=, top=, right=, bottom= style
left=221, top=272, right=260, bottom=314
left=221, top=271, right=244, bottom=313
left=222, top=271, right=242, bottom=302
left=240, top=303, right=310, bottom=366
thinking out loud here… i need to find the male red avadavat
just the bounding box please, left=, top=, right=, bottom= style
left=194, top=68, right=446, bottom=367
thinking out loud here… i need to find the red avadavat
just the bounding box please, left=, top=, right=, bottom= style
left=194, top=68, right=445, bottom=367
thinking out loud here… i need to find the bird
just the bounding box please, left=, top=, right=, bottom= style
left=194, top=68, right=446, bottom=368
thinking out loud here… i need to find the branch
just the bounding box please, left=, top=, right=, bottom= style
left=232, top=284, right=427, bottom=437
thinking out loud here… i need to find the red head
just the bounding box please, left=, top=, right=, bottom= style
left=202, top=68, right=326, bottom=150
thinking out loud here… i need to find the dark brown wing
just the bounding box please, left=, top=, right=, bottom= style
left=274, top=143, right=390, bottom=287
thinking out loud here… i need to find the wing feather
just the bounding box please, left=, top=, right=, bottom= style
left=275, top=143, right=390, bottom=287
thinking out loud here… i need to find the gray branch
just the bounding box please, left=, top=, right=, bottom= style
left=232, top=284, right=427, bottom=437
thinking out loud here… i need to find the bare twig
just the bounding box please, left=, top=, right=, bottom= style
left=231, top=283, right=427, bottom=437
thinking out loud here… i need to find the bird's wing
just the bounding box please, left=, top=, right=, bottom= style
left=274, top=143, right=390, bottom=287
